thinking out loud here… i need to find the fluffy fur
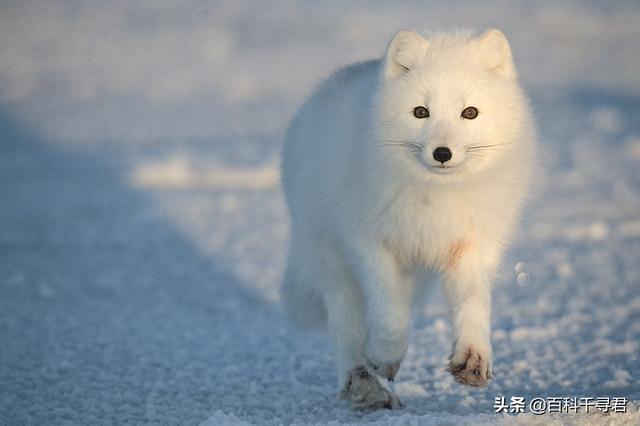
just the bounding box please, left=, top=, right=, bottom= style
left=281, top=29, right=536, bottom=409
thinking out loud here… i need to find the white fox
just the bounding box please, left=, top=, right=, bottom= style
left=281, top=29, right=536, bottom=409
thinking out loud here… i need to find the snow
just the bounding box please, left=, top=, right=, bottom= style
left=132, top=156, right=279, bottom=190
left=1, top=1, right=639, bottom=425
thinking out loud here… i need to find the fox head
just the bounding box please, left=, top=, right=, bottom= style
left=373, top=29, right=534, bottom=185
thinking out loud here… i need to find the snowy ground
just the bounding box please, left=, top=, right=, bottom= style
left=1, top=1, right=639, bottom=425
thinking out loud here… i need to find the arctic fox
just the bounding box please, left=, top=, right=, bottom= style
left=281, top=29, right=536, bottom=409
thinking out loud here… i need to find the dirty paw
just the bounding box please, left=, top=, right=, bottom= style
left=339, top=366, right=403, bottom=410
left=449, top=346, right=492, bottom=387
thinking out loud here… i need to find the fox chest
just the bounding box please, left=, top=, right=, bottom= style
left=376, top=195, right=475, bottom=269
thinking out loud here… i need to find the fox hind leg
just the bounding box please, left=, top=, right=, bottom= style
left=282, top=266, right=327, bottom=329
left=283, top=236, right=401, bottom=409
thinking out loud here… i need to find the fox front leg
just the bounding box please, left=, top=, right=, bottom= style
left=442, top=245, right=496, bottom=387
left=350, top=244, right=412, bottom=381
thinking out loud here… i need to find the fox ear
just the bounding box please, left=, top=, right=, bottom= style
left=475, top=29, right=515, bottom=78
left=383, top=30, right=429, bottom=79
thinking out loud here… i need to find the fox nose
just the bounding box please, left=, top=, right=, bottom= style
left=432, top=147, right=452, bottom=164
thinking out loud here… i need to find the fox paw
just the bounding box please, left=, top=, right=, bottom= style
left=449, top=346, right=492, bottom=387
left=339, top=366, right=403, bottom=410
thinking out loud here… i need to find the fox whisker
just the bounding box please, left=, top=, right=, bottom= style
left=377, top=140, right=423, bottom=152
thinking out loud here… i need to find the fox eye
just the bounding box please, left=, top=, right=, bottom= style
left=413, top=106, right=429, bottom=119
left=461, top=106, right=478, bottom=119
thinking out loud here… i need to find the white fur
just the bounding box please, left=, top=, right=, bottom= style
left=281, top=29, right=536, bottom=403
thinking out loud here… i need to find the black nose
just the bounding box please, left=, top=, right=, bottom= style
left=432, top=147, right=452, bottom=163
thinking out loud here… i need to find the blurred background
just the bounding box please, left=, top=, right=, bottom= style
left=1, top=1, right=639, bottom=424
